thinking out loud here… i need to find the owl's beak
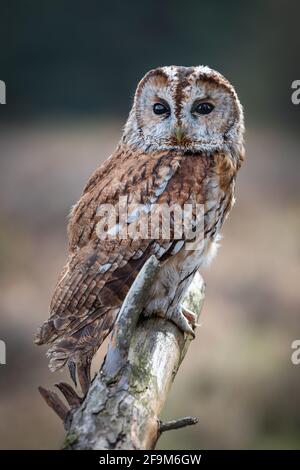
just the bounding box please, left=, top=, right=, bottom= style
left=172, top=126, right=186, bottom=145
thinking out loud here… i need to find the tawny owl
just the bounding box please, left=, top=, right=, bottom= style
left=35, top=65, right=245, bottom=395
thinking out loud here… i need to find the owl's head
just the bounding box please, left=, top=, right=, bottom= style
left=123, top=66, right=244, bottom=158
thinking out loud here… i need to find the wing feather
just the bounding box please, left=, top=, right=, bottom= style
left=36, top=147, right=184, bottom=348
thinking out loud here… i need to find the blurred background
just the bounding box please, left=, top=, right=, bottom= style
left=0, top=0, right=300, bottom=449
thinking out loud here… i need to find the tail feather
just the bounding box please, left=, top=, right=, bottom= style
left=45, top=306, right=119, bottom=374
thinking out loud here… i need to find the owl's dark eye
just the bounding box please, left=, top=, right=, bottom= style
left=193, top=102, right=214, bottom=115
left=153, top=102, right=170, bottom=116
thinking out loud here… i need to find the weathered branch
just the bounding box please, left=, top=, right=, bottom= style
left=102, top=255, right=161, bottom=380
left=60, top=255, right=205, bottom=450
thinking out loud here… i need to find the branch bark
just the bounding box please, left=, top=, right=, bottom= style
left=63, top=255, right=205, bottom=450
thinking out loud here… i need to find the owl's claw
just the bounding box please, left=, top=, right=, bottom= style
left=181, top=306, right=201, bottom=328
left=168, top=305, right=196, bottom=338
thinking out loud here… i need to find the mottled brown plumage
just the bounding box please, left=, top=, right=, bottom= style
left=35, top=66, right=245, bottom=394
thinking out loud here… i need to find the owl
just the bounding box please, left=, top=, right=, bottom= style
left=35, top=66, right=245, bottom=395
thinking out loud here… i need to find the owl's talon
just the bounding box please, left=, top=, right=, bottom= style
left=181, top=306, right=198, bottom=327
left=168, top=306, right=196, bottom=338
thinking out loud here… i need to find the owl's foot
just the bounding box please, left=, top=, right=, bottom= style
left=181, top=306, right=200, bottom=328
left=168, top=305, right=197, bottom=338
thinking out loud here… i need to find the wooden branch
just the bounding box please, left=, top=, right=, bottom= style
left=62, top=256, right=205, bottom=450
left=159, top=416, right=198, bottom=433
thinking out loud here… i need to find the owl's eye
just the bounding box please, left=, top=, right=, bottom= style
left=193, top=102, right=214, bottom=115
left=153, top=102, right=170, bottom=116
